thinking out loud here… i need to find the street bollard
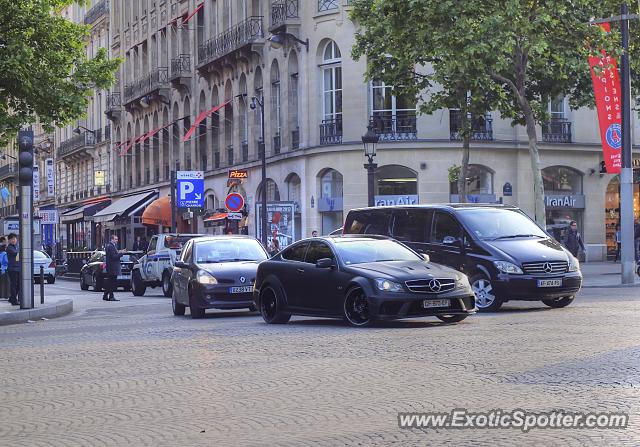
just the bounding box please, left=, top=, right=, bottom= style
left=40, top=265, right=45, bottom=304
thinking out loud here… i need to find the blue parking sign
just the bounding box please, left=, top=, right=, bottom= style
left=176, top=171, right=204, bottom=208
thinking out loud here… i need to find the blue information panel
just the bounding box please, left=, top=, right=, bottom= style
left=176, top=171, right=204, bottom=208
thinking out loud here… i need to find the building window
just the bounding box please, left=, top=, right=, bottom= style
left=450, top=165, right=494, bottom=195
left=543, top=166, right=582, bottom=195
left=319, top=168, right=343, bottom=234
left=270, top=60, right=281, bottom=154
left=318, top=0, right=339, bottom=12
left=370, top=81, right=417, bottom=140
left=320, top=40, right=342, bottom=144
left=543, top=166, right=584, bottom=243
left=376, top=165, right=418, bottom=198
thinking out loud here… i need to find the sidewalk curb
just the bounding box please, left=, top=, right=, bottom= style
left=0, top=299, right=73, bottom=326
left=582, top=284, right=640, bottom=289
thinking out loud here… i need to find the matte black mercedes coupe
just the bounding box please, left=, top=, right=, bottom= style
left=253, top=235, right=476, bottom=327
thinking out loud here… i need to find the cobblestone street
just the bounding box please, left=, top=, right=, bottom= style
left=1, top=280, right=639, bottom=446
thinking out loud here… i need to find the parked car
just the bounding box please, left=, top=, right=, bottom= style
left=33, top=250, right=56, bottom=284
left=80, top=250, right=141, bottom=292
left=343, top=204, right=582, bottom=312
left=131, top=233, right=204, bottom=297
left=254, top=235, right=475, bottom=327
left=171, top=236, right=269, bottom=318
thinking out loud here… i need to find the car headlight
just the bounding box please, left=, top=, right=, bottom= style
left=493, top=260, right=523, bottom=274
left=197, top=270, right=218, bottom=285
left=375, top=278, right=404, bottom=292
left=567, top=255, right=580, bottom=272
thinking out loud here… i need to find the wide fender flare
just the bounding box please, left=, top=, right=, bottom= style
left=258, top=274, right=289, bottom=305
left=346, top=276, right=375, bottom=297
left=471, top=264, right=492, bottom=280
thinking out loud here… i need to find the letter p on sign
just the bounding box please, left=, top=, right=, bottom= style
left=179, top=181, right=194, bottom=200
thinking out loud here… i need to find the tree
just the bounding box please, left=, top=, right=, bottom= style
left=0, top=0, right=120, bottom=143
left=351, top=0, right=629, bottom=225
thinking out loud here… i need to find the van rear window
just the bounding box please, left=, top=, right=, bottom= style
left=344, top=211, right=392, bottom=236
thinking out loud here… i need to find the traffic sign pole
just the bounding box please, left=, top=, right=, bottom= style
left=170, top=171, right=177, bottom=233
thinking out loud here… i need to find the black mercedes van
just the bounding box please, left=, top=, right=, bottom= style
left=343, top=204, right=582, bottom=312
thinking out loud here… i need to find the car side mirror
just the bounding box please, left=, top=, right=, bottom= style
left=316, top=258, right=335, bottom=269
left=175, top=261, right=189, bottom=269
left=443, top=236, right=461, bottom=246
left=422, top=253, right=430, bottom=262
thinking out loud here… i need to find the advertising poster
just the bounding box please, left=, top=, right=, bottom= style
left=256, top=202, right=296, bottom=249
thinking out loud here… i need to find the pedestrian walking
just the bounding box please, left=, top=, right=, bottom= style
left=0, top=241, right=9, bottom=299
left=6, top=233, right=20, bottom=305
left=312, top=230, right=319, bottom=237
left=614, top=224, right=622, bottom=262
left=268, top=238, right=280, bottom=257
left=103, top=234, right=123, bottom=302
left=562, top=221, right=585, bottom=260
left=132, top=236, right=143, bottom=251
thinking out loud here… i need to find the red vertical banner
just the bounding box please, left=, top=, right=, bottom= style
left=589, top=23, right=622, bottom=174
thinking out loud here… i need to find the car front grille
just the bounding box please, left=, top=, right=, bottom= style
left=521, top=261, right=568, bottom=276
left=405, top=278, right=456, bottom=294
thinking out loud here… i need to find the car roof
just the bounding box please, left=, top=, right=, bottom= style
left=302, top=234, right=391, bottom=244
left=190, top=235, right=261, bottom=243
left=160, top=233, right=203, bottom=237
left=347, top=203, right=519, bottom=213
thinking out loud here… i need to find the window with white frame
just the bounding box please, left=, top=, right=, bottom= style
left=321, top=40, right=342, bottom=125
left=549, top=95, right=566, bottom=120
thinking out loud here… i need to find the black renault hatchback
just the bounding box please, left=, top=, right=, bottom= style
left=343, top=205, right=582, bottom=312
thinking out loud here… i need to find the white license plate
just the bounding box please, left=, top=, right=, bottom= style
left=229, top=286, right=253, bottom=294
left=537, top=279, right=562, bottom=288
left=423, top=299, right=450, bottom=308
left=117, top=275, right=129, bottom=280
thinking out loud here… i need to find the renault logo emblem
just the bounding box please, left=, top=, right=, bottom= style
left=543, top=262, right=553, bottom=273
left=428, top=279, right=442, bottom=292
left=239, top=276, right=246, bottom=283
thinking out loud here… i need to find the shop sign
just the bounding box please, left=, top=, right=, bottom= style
left=94, top=170, right=106, bottom=186
left=33, top=166, right=40, bottom=201
left=545, top=194, right=585, bottom=209
left=503, top=182, right=513, bottom=197
left=228, top=169, right=248, bottom=179
left=45, top=158, right=55, bottom=196
left=374, top=195, right=418, bottom=207
left=38, top=210, right=59, bottom=224
left=256, top=202, right=296, bottom=249
left=317, top=197, right=343, bottom=212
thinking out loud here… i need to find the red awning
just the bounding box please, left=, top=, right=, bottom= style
left=183, top=2, right=204, bottom=25
left=183, top=100, right=231, bottom=142
left=204, top=212, right=228, bottom=222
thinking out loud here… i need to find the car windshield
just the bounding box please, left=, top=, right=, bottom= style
left=121, top=254, right=138, bottom=263
left=457, top=208, right=548, bottom=240
left=163, top=236, right=193, bottom=249
left=195, top=239, right=267, bottom=263
left=334, top=239, right=421, bottom=265
left=34, top=251, right=50, bottom=260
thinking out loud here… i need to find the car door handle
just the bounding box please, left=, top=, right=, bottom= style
left=296, top=268, right=305, bottom=274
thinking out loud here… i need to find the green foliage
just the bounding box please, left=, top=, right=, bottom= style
left=448, top=165, right=460, bottom=183
left=0, top=0, right=120, bottom=143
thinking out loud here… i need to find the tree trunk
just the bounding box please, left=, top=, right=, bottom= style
left=458, top=133, right=470, bottom=204
left=519, top=98, right=546, bottom=226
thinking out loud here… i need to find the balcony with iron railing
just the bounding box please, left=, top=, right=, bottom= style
left=170, top=54, right=192, bottom=82
left=370, top=113, right=418, bottom=141
left=198, top=17, right=264, bottom=69
left=123, top=67, right=170, bottom=105
left=271, top=0, right=299, bottom=31
left=84, top=0, right=109, bottom=25
left=319, top=118, right=343, bottom=145
left=105, top=92, right=122, bottom=121
left=449, top=110, right=494, bottom=141
left=0, top=163, right=17, bottom=182
left=542, top=119, right=572, bottom=143
left=57, top=131, right=96, bottom=160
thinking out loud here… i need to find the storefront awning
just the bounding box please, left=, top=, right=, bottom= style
left=142, top=196, right=172, bottom=226
left=60, top=198, right=111, bottom=224
left=93, top=191, right=158, bottom=223
left=204, top=212, right=228, bottom=222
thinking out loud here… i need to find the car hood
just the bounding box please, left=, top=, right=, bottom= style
left=344, top=260, right=459, bottom=281
left=485, top=237, right=569, bottom=263
left=198, top=261, right=261, bottom=282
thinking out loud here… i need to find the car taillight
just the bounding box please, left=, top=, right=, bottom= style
left=49, top=260, right=56, bottom=268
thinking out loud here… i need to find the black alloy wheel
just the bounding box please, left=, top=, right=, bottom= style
left=259, top=286, right=291, bottom=324
left=343, top=288, right=373, bottom=327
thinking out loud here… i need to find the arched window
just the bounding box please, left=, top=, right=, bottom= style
left=320, top=40, right=342, bottom=144
left=286, top=173, right=302, bottom=241
left=318, top=168, right=343, bottom=234
left=450, top=165, right=494, bottom=195
left=288, top=51, right=300, bottom=149
left=542, top=166, right=582, bottom=194
left=270, top=60, right=281, bottom=154
left=376, top=165, right=417, bottom=197
left=257, top=178, right=280, bottom=202
left=239, top=74, right=249, bottom=161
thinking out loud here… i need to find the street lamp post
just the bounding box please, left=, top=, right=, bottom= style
left=362, top=125, right=379, bottom=207
left=251, top=96, right=268, bottom=247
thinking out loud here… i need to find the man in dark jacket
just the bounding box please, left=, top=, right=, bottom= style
left=103, top=234, right=123, bottom=301
left=6, top=233, right=20, bottom=305
left=562, top=221, right=586, bottom=258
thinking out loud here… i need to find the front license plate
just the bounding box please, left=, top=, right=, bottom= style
left=423, top=299, right=450, bottom=308
left=229, top=286, right=253, bottom=294
left=537, top=279, right=562, bottom=288
left=117, top=275, right=129, bottom=280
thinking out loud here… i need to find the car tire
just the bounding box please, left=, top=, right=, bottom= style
left=80, top=276, right=89, bottom=291
left=172, top=288, right=186, bottom=316
left=259, top=285, right=291, bottom=324
left=162, top=272, right=173, bottom=297
left=542, top=295, right=575, bottom=308
left=131, top=270, right=146, bottom=296
left=470, top=273, right=503, bottom=312
left=188, top=287, right=205, bottom=319
left=47, top=277, right=55, bottom=284
left=93, top=274, right=103, bottom=292
left=436, top=314, right=469, bottom=323
left=343, top=287, right=374, bottom=327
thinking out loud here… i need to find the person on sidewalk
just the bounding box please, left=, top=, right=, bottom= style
left=0, top=241, right=9, bottom=299
left=6, top=234, right=20, bottom=305
left=103, top=234, right=123, bottom=302
left=614, top=224, right=622, bottom=262
left=562, top=221, right=585, bottom=259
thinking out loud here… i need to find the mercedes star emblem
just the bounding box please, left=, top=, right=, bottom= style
left=543, top=262, right=553, bottom=274
left=239, top=276, right=246, bottom=284
left=428, top=279, right=442, bottom=292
